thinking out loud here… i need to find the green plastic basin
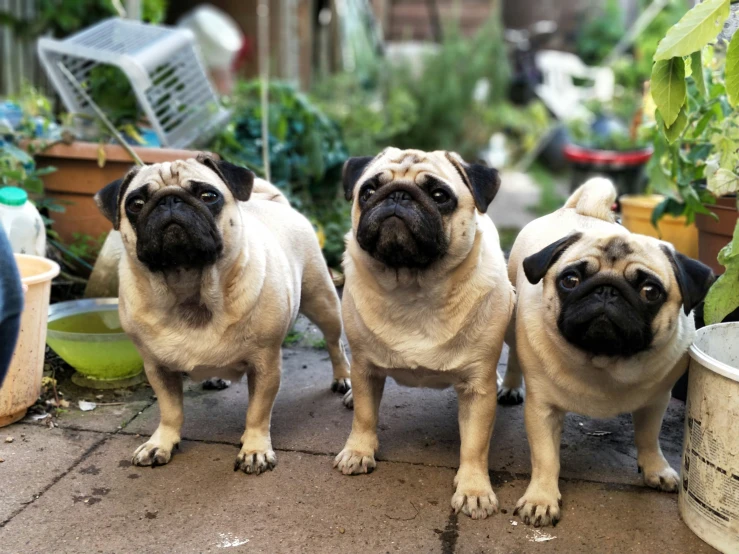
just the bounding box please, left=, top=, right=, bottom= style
left=46, top=298, right=143, bottom=382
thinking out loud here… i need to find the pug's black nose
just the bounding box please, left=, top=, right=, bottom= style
left=388, top=190, right=412, bottom=205
left=594, top=285, right=619, bottom=300
left=157, top=195, right=184, bottom=210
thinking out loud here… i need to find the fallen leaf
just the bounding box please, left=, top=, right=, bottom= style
left=31, top=413, right=50, bottom=421
left=79, top=401, right=97, bottom=412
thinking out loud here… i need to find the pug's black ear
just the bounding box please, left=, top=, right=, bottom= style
left=94, top=166, right=140, bottom=231
left=342, top=156, right=374, bottom=201
left=660, top=246, right=715, bottom=315
left=523, top=232, right=583, bottom=285
left=196, top=153, right=254, bottom=202
left=444, top=153, right=500, bottom=213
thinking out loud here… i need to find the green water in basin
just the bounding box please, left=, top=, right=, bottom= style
left=46, top=310, right=143, bottom=381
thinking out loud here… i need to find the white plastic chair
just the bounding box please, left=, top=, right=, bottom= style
left=534, top=49, right=615, bottom=122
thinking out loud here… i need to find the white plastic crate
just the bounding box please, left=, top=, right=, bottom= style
left=37, top=18, right=230, bottom=149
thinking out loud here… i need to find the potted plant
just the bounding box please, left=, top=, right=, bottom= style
left=646, top=0, right=739, bottom=270
left=564, top=97, right=653, bottom=196
left=647, top=2, right=739, bottom=548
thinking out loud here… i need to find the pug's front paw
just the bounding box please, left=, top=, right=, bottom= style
left=234, top=448, right=277, bottom=475
left=452, top=470, right=499, bottom=520
left=514, top=483, right=562, bottom=527
left=333, top=448, right=376, bottom=475
left=132, top=440, right=176, bottom=467
left=640, top=463, right=679, bottom=492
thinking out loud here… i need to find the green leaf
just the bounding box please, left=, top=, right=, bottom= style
left=691, top=50, right=707, bottom=97
left=651, top=58, right=687, bottom=127
left=654, top=0, right=729, bottom=61
left=704, top=220, right=739, bottom=324
left=707, top=168, right=739, bottom=196
left=662, top=105, right=689, bottom=143
left=726, top=29, right=739, bottom=107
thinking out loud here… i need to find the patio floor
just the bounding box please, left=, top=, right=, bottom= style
left=0, top=329, right=717, bottom=553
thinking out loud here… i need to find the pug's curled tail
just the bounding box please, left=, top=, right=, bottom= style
left=564, top=177, right=618, bottom=222
left=252, top=178, right=290, bottom=205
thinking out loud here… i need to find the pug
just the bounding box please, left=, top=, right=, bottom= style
left=94, top=155, right=351, bottom=473
left=334, top=148, right=515, bottom=520
left=502, top=178, right=713, bottom=527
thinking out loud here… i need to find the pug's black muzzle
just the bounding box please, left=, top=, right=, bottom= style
left=135, top=189, right=223, bottom=272
left=356, top=183, right=447, bottom=269
left=556, top=274, right=656, bottom=358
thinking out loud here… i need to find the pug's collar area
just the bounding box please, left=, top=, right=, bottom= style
left=555, top=270, right=667, bottom=358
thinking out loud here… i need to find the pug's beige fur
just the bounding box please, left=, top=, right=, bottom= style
left=503, top=178, right=709, bottom=526
left=335, top=148, right=515, bottom=520
left=96, top=157, right=350, bottom=474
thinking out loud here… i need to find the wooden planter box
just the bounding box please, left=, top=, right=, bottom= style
left=34, top=142, right=209, bottom=244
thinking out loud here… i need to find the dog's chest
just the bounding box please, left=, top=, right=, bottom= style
left=142, top=323, right=250, bottom=370
left=379, top=365, right=461, bottom=388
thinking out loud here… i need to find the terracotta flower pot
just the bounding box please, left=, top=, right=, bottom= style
left=619, top=194, right=699, bottom=258
left=695, top=196, right=738, bottom=276
left=34, top=142, right=211, bottom=245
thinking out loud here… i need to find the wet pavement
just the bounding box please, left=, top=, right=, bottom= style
left=0, top=337, right=716, bottom=553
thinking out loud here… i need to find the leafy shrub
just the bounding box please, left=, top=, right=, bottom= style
left=209, top=81, right=349, bottom=266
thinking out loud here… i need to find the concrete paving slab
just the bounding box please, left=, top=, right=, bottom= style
left=22, top=399, right=153, bottom=434
left=455, top=476, right=717, bottom=554
left=124, top=347, right=685, bottom=488
left=488, top=171, right=540, bottom=229
left=0, top=435, right=454, bottom=553
left=0, top=424, right=103, bottom=524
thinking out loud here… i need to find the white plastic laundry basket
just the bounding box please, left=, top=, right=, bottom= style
left=37, top=18, right=229, bottom=148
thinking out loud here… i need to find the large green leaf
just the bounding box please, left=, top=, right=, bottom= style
left=662, top=105, right=689, bottom=143
left=704, top=220, right=739, bottom=324
left=726, top=29, right=739, bottom=106
left=654, top=0, right=729, bottom=61
left=651, top=58, right=687, bottom=127
left=691, top=50, right=707, bottom=97
left=707, top=168, right=739, bottom=196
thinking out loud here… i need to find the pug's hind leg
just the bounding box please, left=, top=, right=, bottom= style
left=453, top=382, right=499, bottom=520
left=633, top=391, right=678, bottom=492
left=133, top=362, right=183, bottom=467
left=498, top=318, right=524, bottom=405
left=299, top=259, right=351, bottom=398
left=235, top=349, right=281, bottom=475
left=515, top=399, right=564, bottom=527
left=334, top=360, right=385, bottom=475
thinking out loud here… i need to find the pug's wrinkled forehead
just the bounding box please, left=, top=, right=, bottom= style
left=357, top=148, right=461, bottom=187
left=557, top=233, right=674, bottom=284
left=121, top=160, right=221, bottom=198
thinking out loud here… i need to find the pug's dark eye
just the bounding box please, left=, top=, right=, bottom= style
left=431, top=189, right=450, bottom=204
left=560, top=273, right=580, bottom=290
left=200, top=191, right=219, bottom=203
left=127, top=197, right=145, bottom=213
left=360, top=185, right=376, bottom=203
left=640, top=283, right=662, bottom=302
